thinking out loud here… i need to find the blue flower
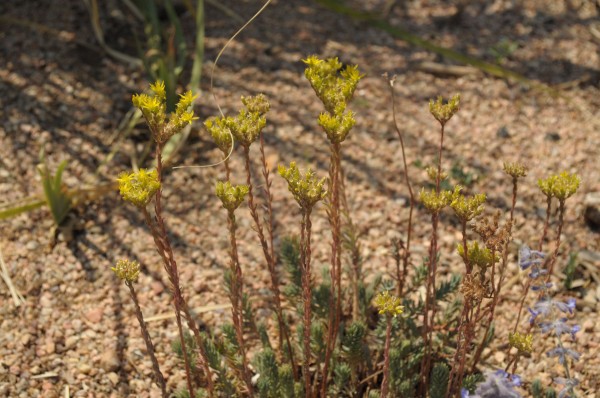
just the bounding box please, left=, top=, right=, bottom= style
left=519, top=245, right=545, bottom=270
left=473, top=370, right=522, bottom=398
left=539, top=318, right=572, bottom=336
left=554, top=377, right=579, bottom=398
left=531, top=282, right=552, bottom=291
left=553, top=298, right=576, bottom=314
left=547, top=347, right=580, bottom=364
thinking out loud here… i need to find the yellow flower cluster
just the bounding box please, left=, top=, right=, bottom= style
left=503, top=162, right=528, bottom=179
left=429, top=94, right=460, bottom=126
left=241, top=94, right=270, bottom=115
left=426, top=166, right=448, bottom=183
left=450, top=186, right=486, bottom=222
left=457, top=241, right=497, bottom=270
left=508, top=331, right=533, bottom=354
left=419, top=188, right=453, bottom=214
left=278, top=161, right=327, bottom=210
left=132, top=80, right=198, bottom=144
left=117, top=169, right=161, bottom=208
left=204, top=116, right=233, bottom=155
left=112, top=258, right=141, bottom=283
left=303, top=56, right=363, bottom=144
left=216, top=181, right=249, bottom=212
left=538, top=172, right=581, bottom=202
left=206, top=95, right=270, bottom=149
left=374, top=291, right=404, bottom=318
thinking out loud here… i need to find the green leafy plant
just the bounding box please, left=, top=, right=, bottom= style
left=37, top=152, right=71, bottom=226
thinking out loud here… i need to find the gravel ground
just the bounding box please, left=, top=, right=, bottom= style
left=0, top=0, right=599, bottom=397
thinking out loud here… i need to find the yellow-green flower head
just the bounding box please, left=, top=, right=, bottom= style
left=303, top=56, right=363, bottom=114
left=429, top=94, right=460, bottom=125
left=278, top=161, right=327, bottom=209
left=450, top=186, right=486, bottom=222
left=374, top=291, right=404, bottom=317
left=426, top=166, right=448, bottom=183
left=241, top=94, right=270, bottom=115
left=420, top=188, right=452, bottom=214
left=503, top=162, right=528, bottom=179
left=508, top=332, right=533, bottom=354
left=226, top=108, right=267, bottom=148
left=117, top=169, right=161, bottom=208
left=132, top=81, right=198, bottom=144
left=167, top=90, right=199, bottom=135
left=150, top=80, right=166, bottom=101
left=538, top=172, right=581, bottom=202
left=205, top=116, right=233, bottom=155
left=318, top=110, right=356, bottom=144
left=216, top=181, right=249, bottom=212
left=112, top=258, right=141, bottom=283
left=457, top=241, right=497, bottom=269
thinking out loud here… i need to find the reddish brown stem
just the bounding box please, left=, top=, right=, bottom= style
left=300, top=208, right=314, bottom=398
left=388, top=81, right=415, bottom=297
left=472, top=177, right=519, bottom=372
left=381, top=315, right=393, bottom=398
left=153, top=146, right=215, bottom=397
left=420, top=121, right=445, bottom=394
left=242, top=145, right=297, bottom=379
left=127, top=282, right=168, bottom=397
left=226, top=210, right=254, bottom=395
left=320, top=142, right=342, bottom=398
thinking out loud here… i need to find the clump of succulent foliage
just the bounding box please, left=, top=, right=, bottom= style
left=111, top=57, right=583, bottom=398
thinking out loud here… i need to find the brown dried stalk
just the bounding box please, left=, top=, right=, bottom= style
left=380, top=315, right=393, bottom=398
left=225, top=209, right=254, bottom=394
left=471, top=174, right=520, bottom=371
left=300, top=207, right=314, bottom=397
left=387, top=76, right=415, bottom=297
left=126, top=281, right=168, bottom=397
left=149, top=146, right=215, bottom=397
left=242, top=145, right=297, bottom=378
left=419, top=121, right=446, bottom=392
left=320, top=141, right=343, bottom=398
left=258, top=133, right=296, bottom=372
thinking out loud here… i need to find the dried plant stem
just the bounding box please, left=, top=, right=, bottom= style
left=242, top=146, right=297, bottom=378
left=446, top=220, right=472, bottom=396
left=472, top=176, right=519, bottom=371
left=226, top=210, right=254, bottom=395
left=420, top=122, right=445, bottom=391
left=320, top=142, right=342, bottom=398
left=224, top=158, right=231, bottom=181
left=388, top=79, right=415, bottom=297
left=151, top=147, right=215, bottom=397
left=545, top=200, right=565, bottom=280
left=380, top=315, right=393, bottom=398
left=126, top=282, right=168, bottom=397
left=300, top=208, right=314, bottom=398
left=339, top=174, right=361, bottom=322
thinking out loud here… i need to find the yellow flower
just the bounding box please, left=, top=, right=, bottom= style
left=429, top=94, right=460, bottom=125
left=374, top=291, right=404, bottom=317
left=508, top=332, right=533, bottom=354
left=278, top=161, right=327, bottom=209
left=117, top=169, right=161, bottom=208
left=450, top=186, right=486, bottom=222
left=538, top=172, right=580, bottom=202
left=503, top=162, right=528, bottom=179
left=112, top=259, right=141, bottom=283
left=216, top=181, right=249, bottom=212
left=420, top=188, right=452, bottom=214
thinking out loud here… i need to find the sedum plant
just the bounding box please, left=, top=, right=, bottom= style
left=111, top=58, right=584, bottom=398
